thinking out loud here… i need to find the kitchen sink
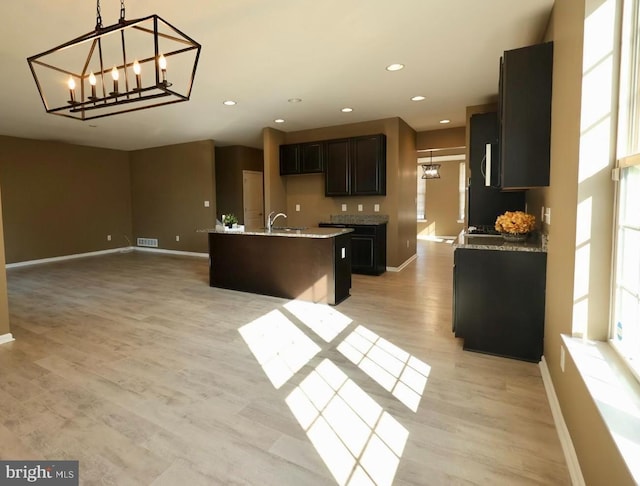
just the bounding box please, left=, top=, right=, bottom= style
left=269, top=226, right=308, bottom=231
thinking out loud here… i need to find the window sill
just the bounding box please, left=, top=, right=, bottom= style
left=561, top=335, right=640, bottom=483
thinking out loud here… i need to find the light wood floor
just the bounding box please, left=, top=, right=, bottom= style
left=0, top=241, right=571, bottom=485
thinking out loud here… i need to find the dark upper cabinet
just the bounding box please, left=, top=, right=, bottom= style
left=301, top=142, right=324, bottom=173
left=325, top=134, right=386, bottom=196
left=279, top=144, right=300, bottom=175
left=468, top=112, right=525, bottom=226
left=279, top=142, right=324, bottom=175
left=325, top=139, right=351, bottom=195
left=499, top=41, right=553, bottom=189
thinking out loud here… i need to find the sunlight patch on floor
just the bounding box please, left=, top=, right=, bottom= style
left=238, top=309, right=320, bottom=389
left=284, top=300, right=352, bottom=342
left=286, top=359, right=409, bottom=486
left=417, top=234, right=455, bottom=244
left=337, top=325, right=431, bottom=412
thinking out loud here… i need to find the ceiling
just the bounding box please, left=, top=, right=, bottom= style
left=0, top=0, right=554, bottom=151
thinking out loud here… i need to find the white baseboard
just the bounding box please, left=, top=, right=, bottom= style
left=387, top=254, right=417, bottom=272
left=6, top=247, right=133, bottom=268
left=5, top=246, right=208, bottom=268
left=539, top=356, right=585, bottom=486
left=133, top=247, right=208, bottom=258
left=0, top=333, right=15, bottom=345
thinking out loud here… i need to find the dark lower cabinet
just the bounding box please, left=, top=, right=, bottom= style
left=319, top=223, right=386, bottom=275
left=453, top=248, right=546, bottom=362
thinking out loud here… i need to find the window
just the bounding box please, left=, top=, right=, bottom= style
left=416, top=167, right=426, bottom=221
left=611, top=159, right=640, bottom=379
left=611, top=0, right=640, bottom=380
left=458, top=162, right=466, bottom=222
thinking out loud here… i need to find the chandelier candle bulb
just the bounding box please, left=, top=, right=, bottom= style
left=159, top=54, right=167, bottom=84
left=88, top=72, right=97, bottom=99
left=67, top=77, right=76, bottom=103
left=133, top=60, right=141, bottom=90
left=111, top=66, right=119, bottom=95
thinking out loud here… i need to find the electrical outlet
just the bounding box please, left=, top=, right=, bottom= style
left=176, top=235, right=180, bottom=242
left=560, top=345, right=565, bottom=372
left=295, top=204, right=300, bottom=212
left=406, top=239, right=410, bottom=248
left=107, top=234, right=111, bottom=241
left=358, top=204, right=363, bottom=212
left=341, top=204, right=347, bottom=212
left=204, top=200, right=210, bottom=207
left=545, top=207, right=551, bottom=225
left=374, top=204, right=380, bottom=212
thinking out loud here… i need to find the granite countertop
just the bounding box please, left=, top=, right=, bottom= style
left=321, top=214, right=389, bottom=225
left=206, top=227, right=353, bottom=239
left=454, top=231, right=548, bottom=253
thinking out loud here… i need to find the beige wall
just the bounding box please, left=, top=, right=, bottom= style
left=0, top=185, right=9, bottom=336
left=263, top=118, right=416, bottom=268
left=263, top=127, right=287, bottom=222
left=130, top=140, right=216, bottom=254
left=417, top=126, right=465, bottom=152
left=396, top=118, right=419, bottom=265
left=215, top=145, right=264, bottom=224
left=0, top=136, right=132, bottom=263
left=540, top=1, right=634, bottom=484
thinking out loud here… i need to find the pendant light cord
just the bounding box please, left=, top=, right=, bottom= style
left=119, top=0, right=126, bottom=23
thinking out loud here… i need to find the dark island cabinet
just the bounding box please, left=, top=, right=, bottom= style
left=453, top=248, right=546, bottom=362
left=499, top=41, right=553, bottom=189
left=279, top=142, right=324, bottom=175
left=320, top=222, right=386, bottom=275
left=325, top=134, right=386, bottom=196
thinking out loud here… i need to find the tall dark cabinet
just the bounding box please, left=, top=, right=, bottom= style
left=499, top=42, right=553, bottom=189
left=468, top=112, right=525, bottom=227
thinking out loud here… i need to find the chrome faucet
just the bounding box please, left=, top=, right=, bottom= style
left=267, top=211, right=287, bottom=231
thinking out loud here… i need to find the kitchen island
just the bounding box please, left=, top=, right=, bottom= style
left=208, top=227, right=353, bottom=305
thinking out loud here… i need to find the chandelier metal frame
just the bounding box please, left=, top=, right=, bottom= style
left=27, top=0, right=202, bottom=121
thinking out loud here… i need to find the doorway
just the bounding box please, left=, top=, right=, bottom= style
left=243, top=170, right=264, bottom=231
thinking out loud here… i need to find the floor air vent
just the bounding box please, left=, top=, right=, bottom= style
left=137, top=238, right=158, bottom=248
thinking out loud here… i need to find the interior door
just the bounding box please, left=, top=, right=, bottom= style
left=242, top=170, right=264, bottom=231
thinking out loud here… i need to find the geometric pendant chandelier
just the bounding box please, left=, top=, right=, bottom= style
left=27, top=0, right=201, bottom=121
left=421, top=151, right=441, bottom=179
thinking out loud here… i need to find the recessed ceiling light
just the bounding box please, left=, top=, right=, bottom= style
left=386, top=63, right=404, bottom=71
left=274, top=118, right=285, bottom=123
left=341, top=107, right=353, bottom=113
left=440, top=119, right=451, bottom=124
left=411, top=95, right=425, bottom=101
left=288, top=98, right=302, bottom=103
left=223, top=100, right=237, bottom=106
